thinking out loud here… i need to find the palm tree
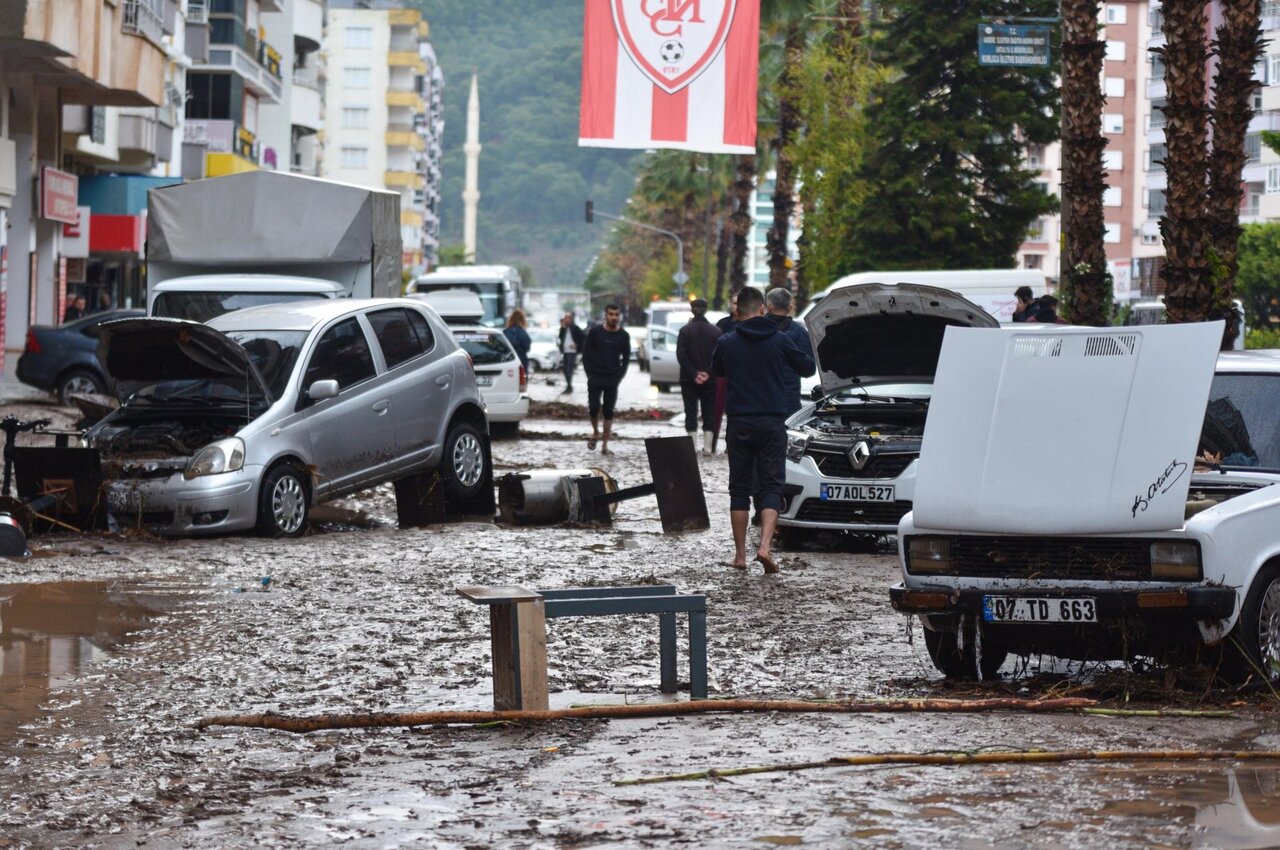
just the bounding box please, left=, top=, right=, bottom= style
left=1059, top=0, right=1109, bottom=326
left=762, top=0, right=813, bottom=291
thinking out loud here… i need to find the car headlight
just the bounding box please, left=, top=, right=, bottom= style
left=907, top=536, right=952, bottom=574
left=184, top=438, right=246, bottom=480
left=786, top=431, right=809, bottom=463
left=1150, top=541, right=1201, bottom=580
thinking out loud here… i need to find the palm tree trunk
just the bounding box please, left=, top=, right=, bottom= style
left=1157, top=0, right=1212, bottom=324
left=767, top=22, right=804, bottom=291
left=1060, top=0, right=1109, bottom=326
left=794, top=185, right=816, bottom=311
left=832, top=0, right=862, bottom=53
left=1207, top=1, right=1263, bottom=349
left=714, top=214, right=730, bottom=311
left=730, top=153, right=756, bottom=293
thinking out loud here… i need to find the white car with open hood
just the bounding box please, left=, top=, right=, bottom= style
left=777, top=282, right=999, bottom=539
left=891, top=321, right=1280, bottom=682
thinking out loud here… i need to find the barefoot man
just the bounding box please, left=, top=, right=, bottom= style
left=581, top=304, right=631, bottom=456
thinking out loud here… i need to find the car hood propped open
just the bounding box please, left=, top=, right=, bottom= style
left=912, top=322, right=1225, bottom=535
left=97, top=318, right=273, bottom=403
left=803, top=283, right=1000, bottom=395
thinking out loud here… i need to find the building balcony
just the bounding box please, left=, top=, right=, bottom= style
left=386, top=130, right=425, bottom=151
left=401, top=209, right=424, bottom=227
left=388, top=52, right=427, bottom=73
left=1264, top=86, right=1280, bottom=114
left=1244, top=161, right=1268, bottom=183
left=198, top=43, right=283, bottom=103
left=388, top=8, right=422, bottom=27
left=1146, top=78, right=1166, bottom=101
left=121, top=0, right=166, bottom=47
left=1145, top=171, right=1168, bottom=192
left=291, top=79, right=322, bottom=133
left=292, top=0, right=324, bottom=53
left=385, top=171, right=425, bottom=189
left=1250, top=111, right=1280, bottom=132
left=118, top=113, right=174, bottom=162
left=387, top=91, right=426, bottom=110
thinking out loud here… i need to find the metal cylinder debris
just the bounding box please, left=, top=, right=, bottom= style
left=497, top=469, right=616, bottom=525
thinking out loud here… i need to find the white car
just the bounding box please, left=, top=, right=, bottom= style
left=450, top=326, right=529, bottom=429
left=648, top=313, right=729, bottom=392
left=778, top=283, right=999, bottom=540
left=527, top=328, right=562, bottom=372
left=891, top=322, right=1280, bottom=683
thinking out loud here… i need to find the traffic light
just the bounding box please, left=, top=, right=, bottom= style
left=585, top=200, right=594, bottom=224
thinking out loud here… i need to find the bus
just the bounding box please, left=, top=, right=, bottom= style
left=410, top=265, right=523, bottom=328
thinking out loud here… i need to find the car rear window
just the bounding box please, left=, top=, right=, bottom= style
left=368, top=308, right=427, bottom=369
left=454, top=331, right=514, bottom=365
left=152, top=292, right=329, bottom=322
left=1201, top=373, right=1280, bottom=470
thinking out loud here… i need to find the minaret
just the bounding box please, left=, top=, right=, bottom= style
left=462, top=74, right=481, bottom=263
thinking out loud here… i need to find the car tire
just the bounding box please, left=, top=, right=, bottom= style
left=441, top=421, right=489, bottom=505
left=257, top=462, right=310, bottom=538
left=1222, top=563, right=1280, bottom=684
left=490, top=421, right=520, bottom=440
left=922, top=617, right=1007, bottom=681
left=57, top=369, right=104, bottom=405
left=655, top=382, right=671, bottom=393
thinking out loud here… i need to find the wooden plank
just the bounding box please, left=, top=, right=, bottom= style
left=489, top=603, right=519, bottom=710
left=457, top=585, right=542, bottom=604
left=515, top=599, right=549, bottom=711
left=645, top=436, right=710, bottom=533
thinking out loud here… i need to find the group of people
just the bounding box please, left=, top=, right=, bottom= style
left=62, top=292, right=113, bottom=323
left=1012, top=286, right=1066, bottom=324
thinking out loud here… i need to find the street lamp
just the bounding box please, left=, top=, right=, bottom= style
left=585, top=199, right=688, bottom=299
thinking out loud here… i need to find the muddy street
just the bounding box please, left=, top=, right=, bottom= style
left=2, top=384, right=1280, bottom=848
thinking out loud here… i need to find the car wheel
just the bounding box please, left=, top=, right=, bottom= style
left=257, top=462, right=310, bottom=538
left=441, top=422, right=488, bottom=505
left=922, top=617, right=1007, bottom=681
left=1223, top=563, right=1280, bottom=684
left=656, top=382, right=671, bottom=393
left=57, top=369, right=104, bottom=405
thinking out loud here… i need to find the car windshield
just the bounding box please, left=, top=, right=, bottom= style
left=224, top=330, right=309, bottom=398
left=1200, top=373, right=1280, bottom=470
left=454, top=331, right=514, bottom=365
left=529, top=329, right=558, bottom=344
left=129, top=330, right=306, bottom=405
left=152, top=291, right=330, bottom=322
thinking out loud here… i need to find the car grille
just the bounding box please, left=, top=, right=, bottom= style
left=804, top=447, right=914, bottom=480
left=941, top=536, right=1155, bottom=580
left=793, top=499, right=913, bottom=525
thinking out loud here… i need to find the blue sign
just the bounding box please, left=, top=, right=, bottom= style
left=978, top=24, right=1052, bottom=68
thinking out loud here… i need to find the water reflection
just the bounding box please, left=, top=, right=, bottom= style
left=0, top=581, right=174, bottom=746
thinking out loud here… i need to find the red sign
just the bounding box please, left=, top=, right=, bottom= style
left=89, top=214, right=145, bottom=254
left=611, top=0, right=736, bottom=94
left=41, top=166, right=79, bottom=225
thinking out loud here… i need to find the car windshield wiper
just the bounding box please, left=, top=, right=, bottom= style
left=135, top=394, right=255, bottom=407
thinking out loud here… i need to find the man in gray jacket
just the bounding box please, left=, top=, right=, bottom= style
left=676, top=298, right=723, bottom=455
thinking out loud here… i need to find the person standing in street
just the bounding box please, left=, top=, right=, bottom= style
left=63, top=295, right=87, bottom=323
left=1011, top=286, right=1041, bottom=323
left=712, top=287, right=815, bottom=573
left=558, top=311, right=585, bottom=395
left=676, top=298, right=723, bottom=455
left=581, top=304, right=630, bottom=455
left=503, top=309, right=531, bottom=372
left=765, top=288, right=812, bottom=416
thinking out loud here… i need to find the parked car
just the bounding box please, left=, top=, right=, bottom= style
left=450, top=325, right=530, bottom=432
left=88, top=299, right=492, bottom=537
left=777, top=283, right=998, bottom=541
left=627, top=326, right=648, bottom=371
left=527, top=327, right=562, bottom=372
left=16, top=309, right=146, bottom=403
left=647, top=313, right=729, bottom=391
left=891, top=322, right=1280, bottom=683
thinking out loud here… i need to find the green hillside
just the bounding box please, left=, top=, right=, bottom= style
left=413, top=0, right=639, bottom=287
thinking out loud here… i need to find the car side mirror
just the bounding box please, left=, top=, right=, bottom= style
left=307, top=379, right=339, bottom=402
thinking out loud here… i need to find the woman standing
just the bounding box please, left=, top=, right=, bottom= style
left=503, top=309, right=531, bottom=371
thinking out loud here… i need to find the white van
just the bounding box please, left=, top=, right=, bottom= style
left=800, top=269, right=1047, bottom=325
left=1125, top=299, right=1246, bottom=351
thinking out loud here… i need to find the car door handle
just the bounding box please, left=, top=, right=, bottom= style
left=372, top=400, right=390, bottom=413
left=435, top=376, right=451, bottom=387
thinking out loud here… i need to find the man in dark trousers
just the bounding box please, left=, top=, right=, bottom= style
left=558, top=311, right=586, bottom=395
left=676, top=298, right=723, bottom=455
left=712, top=287, right=815, bottom=573
left=581, top=304, right=630, bottom=456
left=765, top=287, right=812, bottom=416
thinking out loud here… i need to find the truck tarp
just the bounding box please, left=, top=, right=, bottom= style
left=147, top=171, right=402, bottom=298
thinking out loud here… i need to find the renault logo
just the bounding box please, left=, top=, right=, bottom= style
left=848, top=441, right=872, bottom=470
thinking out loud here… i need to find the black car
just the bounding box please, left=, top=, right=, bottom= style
left=16, top=309, right=145, bottom=403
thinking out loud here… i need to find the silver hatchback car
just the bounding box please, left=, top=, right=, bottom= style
left=89, top=299, right=492, bottom=536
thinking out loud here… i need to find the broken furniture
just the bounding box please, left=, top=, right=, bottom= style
left=1, top=415, right=102, bottom=555
left=456, top=584, right=709, bottom=711
left=497, top=436, right=710, bottom=533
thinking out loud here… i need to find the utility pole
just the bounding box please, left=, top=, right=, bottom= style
left=585, top=200, right=688, bottom=299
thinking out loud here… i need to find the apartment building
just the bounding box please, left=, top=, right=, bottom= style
left=745, top=170, right=799, bottom=290
left=322, top=1, right=443, bottom=272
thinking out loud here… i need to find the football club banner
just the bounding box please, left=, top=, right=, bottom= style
left=579, top=0, right=760, bottom=154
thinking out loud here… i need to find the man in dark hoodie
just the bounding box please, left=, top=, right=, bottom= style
left=676, top=298, right=723, bottom=454
left=765, top=287, right=812, bottom=415
left=711, top=286, right=816, bottom=573
left=580, top=304, right=631, bottom=455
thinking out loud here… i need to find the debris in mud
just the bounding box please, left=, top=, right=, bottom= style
left=529, top=400, right=673, bottom=422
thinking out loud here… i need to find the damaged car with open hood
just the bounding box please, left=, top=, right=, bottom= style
left=87, top=299, right=492, bottom=537
left=777, top=282, right=999, bottom=541
left=891, top=321, right=1280, bottom=682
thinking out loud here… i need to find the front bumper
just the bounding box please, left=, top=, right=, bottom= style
left=890, top=583, right=1237, bottom=621
left=778, top=454, right=913, bottom=532
left=105, top=466, right=261, bottom=535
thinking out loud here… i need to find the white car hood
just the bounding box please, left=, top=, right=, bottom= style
left=803, top=282, right=1000, bottom=395
left=913, top=322, right=1224, bottom=534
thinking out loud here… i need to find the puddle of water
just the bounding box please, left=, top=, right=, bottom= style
left=0, top=580, right=183, bottom=746
left=1104, top=766, right=1280, bottom=850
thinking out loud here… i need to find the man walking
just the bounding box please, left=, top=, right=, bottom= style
left=558, top=312, right=585, bottom=394
left=581, top=304, right=631, bottom=455
left=765, top=288, right=812, bottom=416
left=676, top=298, right=722, bottom=455
left=712, top=287, right=815, bottom=573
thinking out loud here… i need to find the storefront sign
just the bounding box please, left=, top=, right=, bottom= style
left=62, top=205, right=92, bottom=258
left=977, top=24, right=1052, bottom=68
left=90, top=214, right=146, bottom=255
left=41, top=166, right=79, bottom=224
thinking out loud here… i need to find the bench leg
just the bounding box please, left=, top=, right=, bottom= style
left=688, top=610, right=707, bottom=700
left=490, top=600, right=549, bottom=711
left=490, top=603, right=519, bottom=710
left=659, top=611, right=677, bottom=693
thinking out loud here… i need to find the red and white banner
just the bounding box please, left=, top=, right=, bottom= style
left=580, top=0, right=759, bottom=154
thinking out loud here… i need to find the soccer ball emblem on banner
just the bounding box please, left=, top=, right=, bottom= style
left=611, top=0, right=736, bottom=94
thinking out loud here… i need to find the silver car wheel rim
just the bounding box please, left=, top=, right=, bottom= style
left=1259, top=577, right=1280, bottom=679
left=272, top=475, right=306, bottom=534
left=63, top=375, right=97, bottom=396
left=452, top=433, right=484, bottom=488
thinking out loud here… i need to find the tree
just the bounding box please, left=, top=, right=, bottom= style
left=761, top=0, right=813, bottom=290
left=845, top=0, right=1060, bottom=271
left=1236, top=223, right=1280, bottom=329
left=1058, top=0, right=1109, bottom=326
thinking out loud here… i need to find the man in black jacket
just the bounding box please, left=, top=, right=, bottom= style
left=558, top=312, right=586, bottom=394
left=581, top=304, right=630, bottom=455
left=711, top=287, right=816, bottom=573
left=676, top=298, right=723, bottom=455
left=765, top=288, right=812, bottom=415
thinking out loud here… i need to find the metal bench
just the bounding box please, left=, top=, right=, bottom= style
left=457, top=584, right=708, bottom=711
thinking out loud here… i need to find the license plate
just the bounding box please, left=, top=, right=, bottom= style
left=475, top=374, right=494, bottom=387
left=819, top=482, right=895, bottom=502
left=983, top=596, right=1098, bottom=624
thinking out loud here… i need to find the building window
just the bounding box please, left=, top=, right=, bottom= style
left=1103, top=187, right=1122, bottom=207
left=1141, top=232, right=1161, bottom=246
left=1024, top=254, right=1043, bottom=270
left=1247, top=133, right=1263, bottom=164
left=1102, top=150, right=1123, bottom=171
left=1147, top=143, right=1166, bottom=172
left=1104, top=77, right=1125, bottom=98
left=1105, top=5, right=1127, bottom=24
left=90, top=106, right=106, bottom=144
left=1105, top=40, right=1126, bottom=62
left=1268, top=165, right=1280, bottom=194
left=345, top=26, right=373, bottom=49
left=1103, top=113, right=1124, bottom=134
left=1103, top=223, right=1121, bottom=244
left=1027, top=144, right=1045, bottom=169
left=1150, top=56, right=1166, bottom=80
left=1269, top=56, right=1280, bottom=87
left=345, top=66, right=371, bottom=88
left=340, top=146, right=368, bottom=169
left=342, top=106, right=369, bottom=128
left=1148, top=189, right=1167, bottom=214
left=1026, top=219, right=1046, bottom=241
